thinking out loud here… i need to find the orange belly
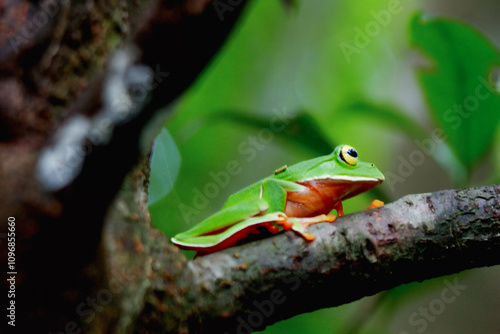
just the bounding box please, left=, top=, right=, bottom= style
left=284, top=179, right=380, bottom=217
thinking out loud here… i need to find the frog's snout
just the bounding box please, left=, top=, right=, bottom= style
left=370, top=163, right=385, bottom=182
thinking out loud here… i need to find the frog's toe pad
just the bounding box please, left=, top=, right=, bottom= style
left=366, top=199, right=384, bottom=210
left=303, top=232, right=315, bottom=241
left=323, top=214, right=336, bottom=223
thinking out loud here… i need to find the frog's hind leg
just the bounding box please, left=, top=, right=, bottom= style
left=172, top=198, right=269, bottom=244
left=273, top=214, right=333, bottom=241
left=174, top=212, right=288, bottom=252
left=290, top=200, right=340, bottom=232
left=294, top=214, right=336, bottom=228
left=276, top=214, right=336, bottom=241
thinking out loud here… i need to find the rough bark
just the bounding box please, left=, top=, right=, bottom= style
left=136, top=185, right=500, bottom=333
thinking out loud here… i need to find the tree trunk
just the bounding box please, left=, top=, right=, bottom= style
left=1, top=0, right=248, bottom=332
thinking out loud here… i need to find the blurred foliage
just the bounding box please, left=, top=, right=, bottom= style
left=410, top=13, right=500, bottom=174
left=148, top=0, right=500, bottom=333
left=148, top=128, right=181, bottom=205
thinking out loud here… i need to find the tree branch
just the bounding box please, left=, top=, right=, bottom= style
left=140, top=185, right=500, bottom=333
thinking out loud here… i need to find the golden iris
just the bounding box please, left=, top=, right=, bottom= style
left=340, top=145, right=358, bottom=166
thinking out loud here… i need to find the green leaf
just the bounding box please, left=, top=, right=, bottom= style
left=336, top=101, right=428, bottom=141
left=410, top=13, right=500, bottom=170
left=148, top=128, right=181, bottom=205
left=208, top=110, right=335, bottom=156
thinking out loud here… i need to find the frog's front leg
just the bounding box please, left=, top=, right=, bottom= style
left=256, top=179, right=309, bottom=240
left=259, top=179, right=337, bottom=241
left=333, top=201, right=344, bottom=217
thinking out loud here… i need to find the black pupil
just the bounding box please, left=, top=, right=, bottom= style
left=347, top=148, right=358, bottom=158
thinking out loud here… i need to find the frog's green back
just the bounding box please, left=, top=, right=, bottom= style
left=222, top=180, right=265, bottom=208
left=221, top=155, right=330, bottom=209
left=220, top=145, right=384, bottom=210
left=272, top=156, right=331, bottom=182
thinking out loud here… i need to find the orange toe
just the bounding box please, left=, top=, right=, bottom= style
left=277, top=217, right=293, bottom=230
left=303, top=232, right=315, bottom=241
left=366, top=199, right=384, bottom=210
left=325, top=214, right=336, bottom=223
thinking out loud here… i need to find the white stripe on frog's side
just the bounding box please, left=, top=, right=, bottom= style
left=171, top=213, right=285, bottom=248
left=302, top=175, right=384, bottom=183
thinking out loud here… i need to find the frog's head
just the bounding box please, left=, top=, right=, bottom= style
left=330, top=144, right=385, bottom=182
left=300, top=144, right=384, bottom=200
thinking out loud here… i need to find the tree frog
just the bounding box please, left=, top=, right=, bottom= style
left=172, top=145, right=384, bottom=254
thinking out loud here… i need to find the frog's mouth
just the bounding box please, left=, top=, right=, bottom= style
left=328, top=174, right=385, bottom=183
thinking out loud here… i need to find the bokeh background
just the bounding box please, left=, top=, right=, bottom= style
left=148, top=1, right=500, bottom=333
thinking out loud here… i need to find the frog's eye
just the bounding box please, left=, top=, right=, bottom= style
left=339, top=145, right=358, bottom=166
